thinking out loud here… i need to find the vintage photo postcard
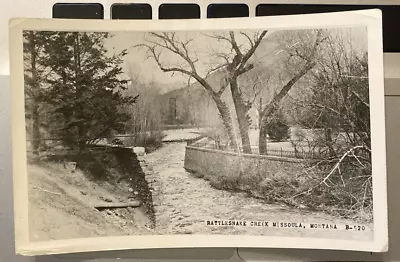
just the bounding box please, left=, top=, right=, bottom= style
left=9, top=9, right=388, bottom=256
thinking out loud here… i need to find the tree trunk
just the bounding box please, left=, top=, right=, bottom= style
left=73, top=33, right=86, bottom=152
left=258, top=62, right=316, bottom=155
left=212, top=95, right=239, bottom=152
left=324, top=127, right=336, bottom=157
left=31, top=103, right=41, bottom=155
left=229, top=78, right=252, bottom=154
left=259, top=120, right=268, bottom=155
left=258, top=97, right=263, bottom=130
left=28, top=32, right=41, bottom=155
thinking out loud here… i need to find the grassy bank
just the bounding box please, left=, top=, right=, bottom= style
left=205, top=161, right=372, bottom=223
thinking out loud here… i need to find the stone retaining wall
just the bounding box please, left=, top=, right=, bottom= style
left=184, top=146, right=306, bottom=178
left=137, top=156, right=162, bottom=209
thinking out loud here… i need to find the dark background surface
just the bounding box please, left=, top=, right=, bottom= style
left=53, top=3, right=400, bottom=52
left=2, top=2, right=400, bottom=261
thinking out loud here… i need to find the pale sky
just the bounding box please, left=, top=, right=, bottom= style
left=103, top=27, right=367, bottom=92
left=104, top=30, right=273, bottom=88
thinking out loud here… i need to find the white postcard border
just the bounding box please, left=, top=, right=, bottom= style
left=9, top=9, right=388, bottom=255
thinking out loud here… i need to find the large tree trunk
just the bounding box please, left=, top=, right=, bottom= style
left=27, top=32, right=42, bottom=155
left=259, top=122, right=268, bottom=155
left=229, top=78, right=252, bottom=154
left=212, top=95, right=239, bottom=152
left=258, top=62, right=316, bottom=155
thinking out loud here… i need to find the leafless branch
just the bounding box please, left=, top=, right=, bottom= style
left=320, top=145, right=371, bottom=187
left=229, top=31, right=243, bottom=58
left=203, top=33, right=232, bottom=44
left=240, top=32, right=254, bottom=47
left=237, top=31, right=268, bottom=74
left=351, top=89, right=370, bottom=108
left=32, top=186, right=62, bottom=196
left=261, top=60, right=316, bottom=119
left=205, top=64, right=228, bottom=78
left=143, top=33, right=195, bottom=71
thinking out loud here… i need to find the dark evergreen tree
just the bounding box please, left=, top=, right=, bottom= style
left=23, top=31, right=48, bottom=154
left=266, top=109, right=290, bottom=142
left=34, top=31, right=137, bottom=150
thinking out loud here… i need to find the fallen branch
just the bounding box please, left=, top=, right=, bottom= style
left=320, top=145, right=370, bottom=187
left=32, top=186, right=62, bottom=196
left=291, top=145, right=371, bottom=202
left=94, top=201, right=142, bottom=211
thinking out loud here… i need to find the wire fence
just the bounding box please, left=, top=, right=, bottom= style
left=26, top=134, right=370, bottom=161
left=187, top=138, right=370, bottom=160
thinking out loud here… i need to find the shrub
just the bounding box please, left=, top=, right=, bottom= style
left=266, top=111, right=291, bottom=142
left=124, top=131, right=165, bottom=153
left=74, top=151, right=118, bottom=181
left=203, top=159, right=372, bottom=223
left=208, top=174, right=242, bottom=192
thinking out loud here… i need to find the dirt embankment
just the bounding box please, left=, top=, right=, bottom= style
left=28, top=147, right=156, bottom=242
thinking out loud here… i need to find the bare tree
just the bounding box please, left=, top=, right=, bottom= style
left=137, top=32, right=239, bottom=151
left=124, top=63, right=164, bottom=140
left=207, top=31, right=268, bottom=153
left=290, top=32, right=370, bottom=155
left=287, top=30, right=372, bottom=217
left=138, top=31, right=268, bottom=153
left=258, top=30, right=325, bottom=155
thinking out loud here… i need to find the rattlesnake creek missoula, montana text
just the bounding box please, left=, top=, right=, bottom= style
left=206, top=220, right=369, bottom=231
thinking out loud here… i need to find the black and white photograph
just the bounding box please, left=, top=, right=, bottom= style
left=9, top=10, right=387, bottom=255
